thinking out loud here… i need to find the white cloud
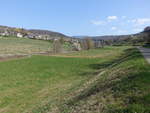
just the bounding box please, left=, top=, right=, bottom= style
left=122, top=16, right=126, bottom=19
left=111, top=27, right=117, bottom=30
left=91, top=16, right=118, bottom=26
left=91, top=20, right=105, bottom=26
left=117, top=30, right=127, bottom=34
left=136, top=18, right=150, bottom=25
left=130, top=18, right=150, bottom=26
left=107, top=16, right=118, bottom=21
left=133, top=28, right=143, bottom=32
left=127, top=20, right=131, bottom=23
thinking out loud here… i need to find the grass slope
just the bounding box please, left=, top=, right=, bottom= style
left=61, top=48, right=150, bottom=113
left=0, top=46, right=128, bottom=113
left=0, top=46, right=149, bottom=113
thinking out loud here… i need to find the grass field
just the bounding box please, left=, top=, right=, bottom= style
left=0, top=36, right=72, bottom=56
left=56, top=46, right=129, bottom=58
left=61, top=48, right=150, bottom=113
left=0, top=36, right=52, bottom=55
left=0, top=46, right=149, bottom=113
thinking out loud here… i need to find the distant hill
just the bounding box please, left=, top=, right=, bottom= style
left=90, top=35, right=131, bottom=40
left=143, top=26, right=150, bottom=33
left=29, top=29, right=70, bottom=38
left=0, top=25, right=71, bottom=41
left=73, top=27, right=150, bottom=46
left=0, top=25, right=150, bottom=45
left=73, top=35, right=132, bottom=41
left=73, top=36, right=90, bottom=39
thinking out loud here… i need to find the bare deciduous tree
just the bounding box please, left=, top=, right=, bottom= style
left=80, top=40, right=88, bottom=50
left=53, top=39, right=62, bottom=54
left=80, top=38, right=95, bottom=50
left=84, top=38, right=95, bottom=50
left=59, top=37, right=64, bottom=44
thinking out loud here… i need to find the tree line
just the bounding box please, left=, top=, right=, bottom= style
left=52, top=37, right=105, bottom=54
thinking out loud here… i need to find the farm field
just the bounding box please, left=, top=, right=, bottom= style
left=0, top=36, right=52, bottom=56
left=0, top=36, right=71, bottom=57
left=0, top=46, right=149, bottom=113
left=54, top=46, right=130, bottom=58
left=62, top=48, right=150, bottom=113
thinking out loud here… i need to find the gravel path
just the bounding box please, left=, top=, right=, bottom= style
left=0, top=52, right=50, bottom=62
left=138, top=47, right=150, bottom=64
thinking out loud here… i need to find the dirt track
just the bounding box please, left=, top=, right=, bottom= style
left=0, top=55, right=29, bottom=62
left=0, top=52, right=51, bottom=62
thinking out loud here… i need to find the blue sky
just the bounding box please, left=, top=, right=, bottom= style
left=0, top=0, right=150, bottom=36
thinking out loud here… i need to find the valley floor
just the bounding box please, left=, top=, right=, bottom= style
left=0, top=46, right=149, bottom=113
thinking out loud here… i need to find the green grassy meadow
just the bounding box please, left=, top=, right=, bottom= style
left=0, top=36, right=52, bottom=55
left=0, top=45, right=149, bottom=113
left=0, top=36, right=72, bottom=56
left=0, top=56, right=100, bottom=113
left=62, top=48, right=150, bottom=113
